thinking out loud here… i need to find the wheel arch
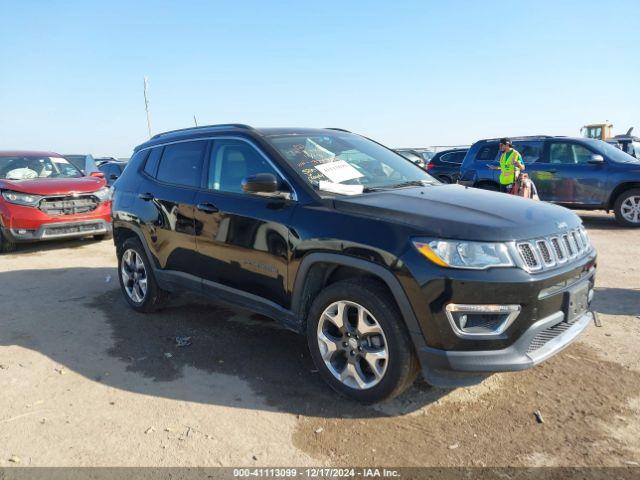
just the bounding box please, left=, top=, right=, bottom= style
left=291, top=253, right=426, bottom=350
left=608, top=182, right=640, bottom=209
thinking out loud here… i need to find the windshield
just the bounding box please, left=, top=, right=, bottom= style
left=266, top=133, right=436, bottom=195
left=0, top=155, right=83, bottom=180
left=592, top=139, right=640, bottom=164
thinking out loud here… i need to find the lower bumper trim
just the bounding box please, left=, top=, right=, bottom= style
left=419, top=310, right=592, bottom=387
left=9, top=220, right=111, bottom=242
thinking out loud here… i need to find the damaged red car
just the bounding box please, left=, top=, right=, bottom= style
left=0, top=151, right=112, bottom=253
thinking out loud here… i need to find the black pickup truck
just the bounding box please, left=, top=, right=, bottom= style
left=111, top=124, right=596, bottom=402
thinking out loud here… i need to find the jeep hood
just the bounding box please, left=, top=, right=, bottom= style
left=333, top=184, right=582, bottom=242
left=0, top=177, right=106, bottom=195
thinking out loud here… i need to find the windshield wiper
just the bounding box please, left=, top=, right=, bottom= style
left=382, top=180, right=437, bottom=190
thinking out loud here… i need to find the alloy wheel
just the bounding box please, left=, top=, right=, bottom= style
left=621, top=195, right=640, bottom=224
left=121, top=248, right=148, bottom=303
left=316, top=300, right=389, bottom=390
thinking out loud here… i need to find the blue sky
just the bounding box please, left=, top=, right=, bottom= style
left=1, top=0, right=638, bottom=156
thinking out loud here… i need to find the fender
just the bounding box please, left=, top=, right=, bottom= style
left=291, top=252, right=427, bottom=351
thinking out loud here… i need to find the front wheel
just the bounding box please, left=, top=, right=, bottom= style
left=306, top=279, right=419, bottom=403
left=0, top=228, right=16, bottom=253
left=614, top=189, right=640, bottom=227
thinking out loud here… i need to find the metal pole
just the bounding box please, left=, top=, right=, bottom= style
left=143, top=77, right=152, bottom=138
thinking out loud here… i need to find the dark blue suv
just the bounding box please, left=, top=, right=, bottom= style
left=459, top=136, right=640, bottom=227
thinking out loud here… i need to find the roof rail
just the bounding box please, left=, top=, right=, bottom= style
left=151, top=124, right=253, bottom=140
left=325, top=127, right=352, bottom=133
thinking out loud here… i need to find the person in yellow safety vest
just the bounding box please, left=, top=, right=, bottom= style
left=489, top=138, right=525, bottom=193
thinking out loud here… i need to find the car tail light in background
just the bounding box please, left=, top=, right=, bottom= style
left=426, top=162, right=434, bottom=171
left=90, top=171, right=105, bottom=178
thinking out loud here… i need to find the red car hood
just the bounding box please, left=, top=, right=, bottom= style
left=0, top=177, right=106, bottom=195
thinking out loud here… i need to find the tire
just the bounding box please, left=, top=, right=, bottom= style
left=306, top=279, right=419, bottom=403
left=117, top=237, right=168, bottom=312
left=614, top=188, right=640, bottom=227
left=0, top=228, right=16, bottom=253
left=438, top=176, right=452, bottom=184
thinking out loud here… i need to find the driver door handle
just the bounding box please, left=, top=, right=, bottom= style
left=196, top=202, right=219, bottom=213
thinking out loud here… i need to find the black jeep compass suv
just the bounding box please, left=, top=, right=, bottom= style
left=112, top=124, right=597, bottom=403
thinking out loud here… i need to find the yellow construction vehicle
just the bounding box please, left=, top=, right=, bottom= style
left=581, top=122, right=613, bottom=140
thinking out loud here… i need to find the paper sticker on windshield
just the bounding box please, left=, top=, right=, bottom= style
left=314, top=160, right=363, bottom=184
left=50, top=157, right=68, bottom=163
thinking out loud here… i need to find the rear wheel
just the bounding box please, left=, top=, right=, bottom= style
left=614, top=189, right=640, bottom=227
left=0, top=228, right=16, bottom=253
left=306, top=279, right=419, bottom=403
left=117, top=237, right=168, bottom=312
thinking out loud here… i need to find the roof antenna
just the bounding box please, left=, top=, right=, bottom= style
left=143, top=77, right=152, bottom=138
left=626, top=127, right=634, bottom=136
left=193, top=115, right=198, bottom=127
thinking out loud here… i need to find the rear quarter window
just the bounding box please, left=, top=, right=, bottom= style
left=143, top=147, right=163, bottom=177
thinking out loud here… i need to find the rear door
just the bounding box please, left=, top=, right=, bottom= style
left=136, top=140, right=206, bottom=276
left=511, top=140, right=546, bottom=195
left=193, top=138, right=297, bottom=307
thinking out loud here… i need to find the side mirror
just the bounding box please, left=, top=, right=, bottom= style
left=588, top=154, right=605, bottom=165
left=90, top=171, right=105, bottom=178
left=242, top=173, right=280, bottom=194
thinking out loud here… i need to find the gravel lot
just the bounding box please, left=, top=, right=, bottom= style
left=0, top=211, right=638, bottom=467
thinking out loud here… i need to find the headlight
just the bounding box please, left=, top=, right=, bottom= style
left=94, top=187, right=112, bottom=202
left=413, top=239, right=514, bottom=269
left=1, top=190, right=43, bottom=206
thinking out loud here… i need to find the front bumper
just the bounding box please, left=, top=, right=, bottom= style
left=5, top=219, right=111, bottom=242
left=418, top=309, right=592, bottom=387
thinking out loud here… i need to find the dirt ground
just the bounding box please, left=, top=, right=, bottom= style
left=0, top=211, right=638, bottom=467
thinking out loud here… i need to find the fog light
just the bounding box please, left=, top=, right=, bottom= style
left=445, top=304, right=521, bottom=338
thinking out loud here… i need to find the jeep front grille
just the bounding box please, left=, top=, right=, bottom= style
left=516, top=227, right=592, bottom=272
left=39, top=195, right=98, bottom=216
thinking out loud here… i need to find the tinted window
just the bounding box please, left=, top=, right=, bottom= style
left=440, top=151, right=465, bottom=164
left=549, top=142, right=594, bottom=165
left=208, top=139, right=278, bottom=194
left=476, top=143, right=499, bottom=161
left=156, top=141, right=206, bottom=187
left=512, top=141, right=544, bottom=164
left=144, top=147, right=163, bottom=176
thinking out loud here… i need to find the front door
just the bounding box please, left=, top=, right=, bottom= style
left=193, top=138, right=296, bottom=307
left=536, top=140, right=609, bottom=205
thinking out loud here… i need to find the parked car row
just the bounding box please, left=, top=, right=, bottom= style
left=2, top=125, right=615, bottom=404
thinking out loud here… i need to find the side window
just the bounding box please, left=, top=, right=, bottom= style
left=440, top=152, right=464, bottom=164
left=512, top=141, right=544, bottom=164
left=549, top=142, right=594, bottom=165
left=156, top=141, right=206, bottom=187
left=476, top=143, right=499, bottom=161
left=208, top=139, right=279, bottom=194
left=143, top=147, right=163, bottom=177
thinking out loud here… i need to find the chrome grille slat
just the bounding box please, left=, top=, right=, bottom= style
left=517, top=227, right=592, bottom=273
left=39, top=195, right=98, bottom=216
